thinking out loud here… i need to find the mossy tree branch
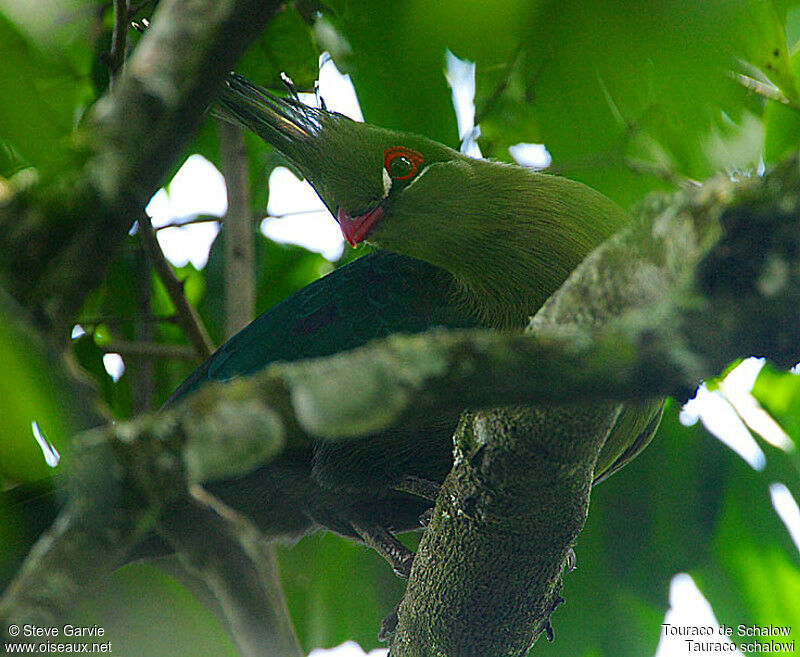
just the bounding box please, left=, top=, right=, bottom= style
left=0, top=0, right=286, bottom=333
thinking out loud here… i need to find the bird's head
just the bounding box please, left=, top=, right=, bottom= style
left=216, top=74, right=632, bottom=328
left=216, top=74, right=471, bottom=251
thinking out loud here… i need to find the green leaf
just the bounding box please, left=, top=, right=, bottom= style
left=237, top=5, right=321, bottom=91
left=689, top=368, right=800, bottom=648
left=77, top=564, right=239, bottom=656
left=737, top=0, right=800, bottom=104
left=764, top=45, right=800, bottom=164
left=277, top=532, right=405, bottom=652
left=0, top=7, right=93, bottom=173
left=538, top=397, right=800, bottom=656
left=319, top=1, right=460, bottom=145
left=0, top=291, right=82, bottom=483
left=518, top=1, right=758, bottom=196
left=749, top=364, right=800, bottom=497
left=693, top=485, right=800, bottom=650
left=753, top=364, right=800, bottom=437
left=318, top=0, right=768, bottom=207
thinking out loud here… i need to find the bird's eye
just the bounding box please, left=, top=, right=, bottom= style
left=384, top=146, right=423, bottom=181
left=388, top=155, right=413, bottom=179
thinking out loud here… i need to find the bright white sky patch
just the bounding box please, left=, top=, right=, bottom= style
left=446, top=50, right=482, bottom=158
left=154, top=154, right=228, bottom=218
left=681, top=384, right=766, bottom=470
left=680, top=358, right=768, bottom=470
left=262, top=54, right=359, bottom=260
left=770, top=483, right=800, bottom=554
left=509, top=143, right=553, bottom=169
left=261, top=167, right=344, bottom=260
left=656, top=575, right=743, bottom=656
left=314, top=54, right=364, bottom=121
left=718, top=359, right=794, bottom=453
left=145, top=155, right=225, bottom=268
left=151, top=221, right=219, bottom=269
left=265, top=166, right=326, bottom=216
left=31, top=421, right=60, bottom=467
left=309, top=641, right=386, bottom=657
left=102, top=353, right=125, bottom=382
left=142, top=58, right=362, bottom=265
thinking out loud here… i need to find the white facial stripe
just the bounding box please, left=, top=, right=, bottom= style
left=404, top=164, right=431, bottom=191
left=381, top=163, right=431, bottom=200
left=382, top=168, right=392, bottom=198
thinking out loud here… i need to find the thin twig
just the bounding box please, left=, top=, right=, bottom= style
left=137, top=213, right=215, bottom=359
left=99, top=339, right=198, bottom=359
left=542, top=106, right=690, bottom=186
left=152, top=208, right=325, bottom=232
left=473, top=43, right=524, bottom=127
left=733, top=72, right=800, bottom=111
left=78, top=313, right=181, bottom=328
left=155, top=215, right=222, bottom=230
left=217, top=120, right=255, bottom=338
left=132, top=247, right=154, bottom=411
left=108, top=0, right=130, bottom=90
left=623, top=157, right=700, bottom=187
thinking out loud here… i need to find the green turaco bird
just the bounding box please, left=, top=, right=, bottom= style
left=3, top=72, right=663, bottom=588
left=169, top=73, right=664, bottom=572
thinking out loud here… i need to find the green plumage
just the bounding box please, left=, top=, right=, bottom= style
left=215, top=73, right=663, bottom=484
left=168, top=251, right=479, bottom=402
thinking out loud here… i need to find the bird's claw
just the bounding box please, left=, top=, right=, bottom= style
left=378, top=604, right=400, bottom=642
left=393, top=475, right=441, bottom=502
left=566, top=548, right=577, bottom=572
left=392, top=552, right=415, bottom=579
left=418, top=507, right=433, bottom=527
left=350, top=519, right=415, bottom=578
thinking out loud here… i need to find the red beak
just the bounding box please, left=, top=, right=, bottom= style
left=337, top=204, right=386, bottom=247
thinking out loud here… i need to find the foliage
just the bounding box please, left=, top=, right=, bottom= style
left=0, top=0, right=799, bottom=655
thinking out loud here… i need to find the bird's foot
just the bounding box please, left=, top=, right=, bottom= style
left=566, top=547, right=577, bottom=572
left=350, top=520, right=415, bottom=578
left=418, top=507, right=433, bottom=527
left=378, top=603, right=400, bottom=642
left=393, top=475, right=440, bottom=502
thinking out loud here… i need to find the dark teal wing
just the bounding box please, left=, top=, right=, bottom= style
left=166, top=251, right=478, bottom=405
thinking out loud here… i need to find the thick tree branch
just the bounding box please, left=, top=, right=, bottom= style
left=0, top=0, right=286, bottom=333
left=158, top=487, right=303, bottom=657
left=4, top=159, right=800, bottom=652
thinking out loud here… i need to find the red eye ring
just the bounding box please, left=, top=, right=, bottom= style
left=384, top=146, right=424, bottom=180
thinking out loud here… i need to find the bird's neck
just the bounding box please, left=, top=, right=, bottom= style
left=421, top=168, right=630, bottom=330
left=444, top=233, right=576, bottom=330
left=376, top=163, right=629, bottom=330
